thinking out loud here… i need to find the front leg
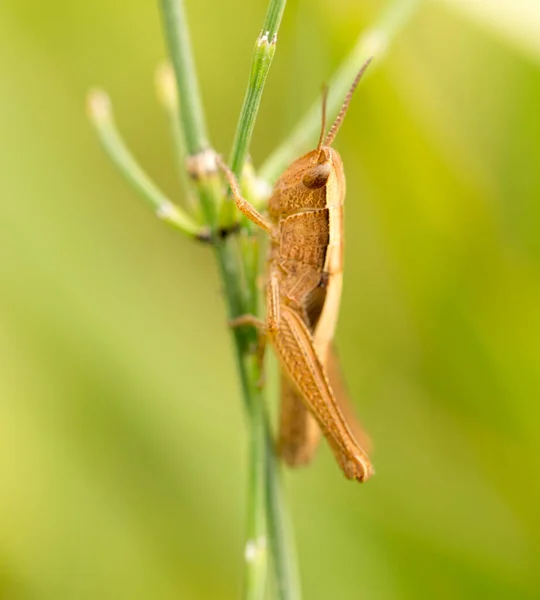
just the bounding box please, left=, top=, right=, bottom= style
left=229, top=273, right=282, bottom=388
left=217, top=156, right=273, bottom=234
left=229, top=315, right=266, bottom=330
left=229, top=315, right=267, bottom=389
left=229, top=271, right=281, bottom=334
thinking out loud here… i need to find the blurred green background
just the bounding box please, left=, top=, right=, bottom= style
left=1, top=0, right=539, bottom=598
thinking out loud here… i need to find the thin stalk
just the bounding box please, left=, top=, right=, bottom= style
left=265, top=424, right=301, bottom=600
left=214, top=238, right=270, bottom=600
left=159, top=0, right=209, bottom=154
left=259, top=0, right=421, bottom=183
left=243, top=366, right=268, bottom=600
left=86, top=89, right=201, bottom=236
left=229, top=0, right=287, bottom=178
left=155, top=63, right=198, bottom=213
left=158, top=2, right=297, bottom=599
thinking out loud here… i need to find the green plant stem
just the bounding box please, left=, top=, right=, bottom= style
left=229, top=0, right=286, bottom=178
left=87, top=89, right=201, bottom=236
left=242, top=368, right=268, bottom=599
left=265, top=424, right=301, bottom=600
left=258, top=0, right=420, bottom=183
left=213, top=239, right=268, bottom=599
left=159, top=0, right=209, bottom=154
left=159, top=2, right=298, bottom=599
left=155, top=63, right=198, bottom=213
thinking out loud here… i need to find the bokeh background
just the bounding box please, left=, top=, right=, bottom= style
left=1, top=0, right=539, bottom=598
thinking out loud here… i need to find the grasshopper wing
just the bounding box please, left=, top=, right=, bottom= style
left=326, top=348, right=372, bottom=454
left=278, top=374, right=321, bottom=466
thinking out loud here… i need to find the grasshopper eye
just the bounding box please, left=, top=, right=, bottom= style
left=302, top=162, right=331, bottom=189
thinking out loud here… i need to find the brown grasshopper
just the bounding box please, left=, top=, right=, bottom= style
left=220, top=58, right=374, bottom=482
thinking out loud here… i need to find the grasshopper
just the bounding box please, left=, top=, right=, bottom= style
left=220, top=58, right=374, bottom=482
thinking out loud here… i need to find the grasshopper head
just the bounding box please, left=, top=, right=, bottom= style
left=268, top=146, right=345, bottom=220
left=268, top=58, right=372, bottom=222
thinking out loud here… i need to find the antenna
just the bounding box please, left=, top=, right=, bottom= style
left=324, top=56, right=373, bottom=147
left=316, top=84, right=329, bottom=153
